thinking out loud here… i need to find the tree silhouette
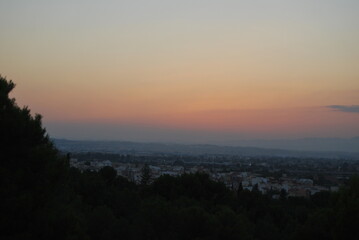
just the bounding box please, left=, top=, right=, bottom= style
left=140, top=164, right=152, bottom=185
left=0, top=75, right=69, bottom=239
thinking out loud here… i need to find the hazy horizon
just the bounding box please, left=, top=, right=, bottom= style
left=52, top=137, right=359, bottom=155
left=45, top=121, right=359, bottom=144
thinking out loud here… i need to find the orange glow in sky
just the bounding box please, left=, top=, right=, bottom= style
left=1, top=0, right=359, bottom=142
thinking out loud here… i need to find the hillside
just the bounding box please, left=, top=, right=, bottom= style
left=53, top=138, right=359, bottom=159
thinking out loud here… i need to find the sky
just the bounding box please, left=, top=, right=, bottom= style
left=1, top=0, right=359, bottom=143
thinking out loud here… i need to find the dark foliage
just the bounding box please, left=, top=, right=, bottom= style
left=1, top=75, right=359, bottom=240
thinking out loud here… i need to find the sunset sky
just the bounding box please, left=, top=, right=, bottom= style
left=1, top=0, right=358, bottom=143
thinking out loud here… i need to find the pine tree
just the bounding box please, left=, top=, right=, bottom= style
left=0, top=75, right=70, bottom=239
left=140, top=164, right=151, bottom=185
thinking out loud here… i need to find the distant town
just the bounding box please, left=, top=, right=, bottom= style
left=68, top=151, right=359, bottom=199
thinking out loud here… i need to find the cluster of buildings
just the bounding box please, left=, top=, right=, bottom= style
left=70, top=158, right=339, bottom=198
left=211, top=172, right=336, bottom=198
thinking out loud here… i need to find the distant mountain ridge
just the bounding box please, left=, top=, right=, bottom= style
left=53, top=138, right=359, bottom=159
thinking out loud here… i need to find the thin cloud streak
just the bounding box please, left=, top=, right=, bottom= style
left=327, top=105, right=359, bottom=113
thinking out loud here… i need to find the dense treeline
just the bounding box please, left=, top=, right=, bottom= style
left=1, top=76, right=359, bottom=240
